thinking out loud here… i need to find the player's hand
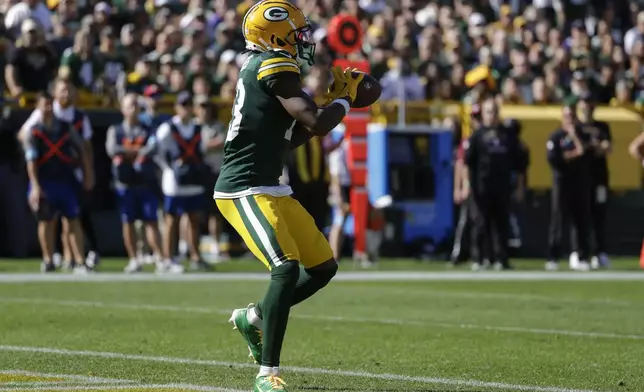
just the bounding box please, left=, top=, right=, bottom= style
left=28, top=186, right=41, bottom=212
left=328, top=66, right=364, bottom=105
left=453, top=189, right=463, bottom=204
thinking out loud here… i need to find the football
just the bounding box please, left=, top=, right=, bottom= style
left=351, top=72, right=382, bottom=108
left=329, top=71, right=382, bottom=108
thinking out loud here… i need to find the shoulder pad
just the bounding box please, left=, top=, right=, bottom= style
left=257, top=51, right=300, bottom=81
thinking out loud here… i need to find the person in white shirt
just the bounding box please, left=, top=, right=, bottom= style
left=194, top=95, right=228, bottom=260
left=155, top=91, right=209, bottom=273
left=327, top=134, right=351, bottom=261
left=19, top=78, right=98, bottom=269
left=5, top=0, right=53, bottom=36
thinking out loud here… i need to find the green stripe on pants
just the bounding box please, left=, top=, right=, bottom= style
left=233, top=198, right=275, bottom=267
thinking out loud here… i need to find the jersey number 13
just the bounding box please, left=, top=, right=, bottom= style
left=227, top=79, right=296, bottom=142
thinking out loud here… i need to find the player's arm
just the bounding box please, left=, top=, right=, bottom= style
left=628, top=131, right=644, bottom=161
left=81, top=115, right=95, bottom=189
left=18, top=109, right=42, bottom=143
left=152, top=122, right=172, bottom=168
left=267, top=72, right=345, bottom=136
left=22, top=127, right=40, bottom=188
left=595, top=122, right=612, bottom=156
left=547, top=132, right=565, bottom=169
left=263, top=65, right=362, bottom=136
left=22, top=127, right=42, bottom=209
left=69, top=128, right=92, bottom=191
left=289, top=122, right=314, bottom=150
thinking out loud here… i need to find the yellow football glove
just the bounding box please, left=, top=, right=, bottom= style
left=326, top=66, right=364, bottom=105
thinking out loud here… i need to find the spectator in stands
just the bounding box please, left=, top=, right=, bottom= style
left=5, top=0, right=53, bottom=37
left=59, top=29, right=96, bottom=91
left=106, top=93, right=162, bottom=273
left=5, top=19, right=56, bottom=97
left=380, top=56, right=425, bottom=102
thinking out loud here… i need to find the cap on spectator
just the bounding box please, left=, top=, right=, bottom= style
left=514, top=16, right=526, bottom=29
left=578, top=91, right=595, bottom=103
left=235, top=52, right=251, bottom=69
left=220, top=49, right=237, bottom=65
left=571, top=20, right=586, bottom=32
left=21, top=19, right=38, bottom=34
left=468, top=13, right=486, bottom=27
left=160, top=53, right=174, bottom=65
left=122, top=23, right=136, bottom=34
left=176, top=91, right=193, bottom=106
left=94, top=2, right=112, bottom=15
left=572, top=70, right=586, bottom=81
left=101, top=26, right=115, bottom=37
left=313, top=28, right=328, bottom=43
left=194, top=94, right=211, bottom=106
left=415, top=6, right=437, bottom=28
left=500, top=5, right=513, bottom=17
left=144, top=84, right=163, bottom=98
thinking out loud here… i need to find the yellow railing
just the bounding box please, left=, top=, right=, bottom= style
left=8, top=93, right=642, bottom=190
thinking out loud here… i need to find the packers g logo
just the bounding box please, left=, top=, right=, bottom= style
left=264, top=6, right=289, bottom=21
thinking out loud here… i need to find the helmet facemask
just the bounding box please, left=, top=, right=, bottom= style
left=285, top=25, right=316, bottom=66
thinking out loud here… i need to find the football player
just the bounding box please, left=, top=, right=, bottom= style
left=213, top=1, right=363, bottom=391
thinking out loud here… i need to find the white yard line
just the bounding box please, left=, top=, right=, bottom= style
left=0, top=370, right=131, bottom=384
left=0, top=345, right=602, bottom=392
left=1, top=297, right=642, bottom=341
left=0, top=370, right=246, bottom=392
left=0, top=384, right=246, bottom=391
left=0, top=271, right=642, bottom=283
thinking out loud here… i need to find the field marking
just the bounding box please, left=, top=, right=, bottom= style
left=0, top=271, right=643, bottom=283
left=0, top=345, right=603, bottom=392
left=0, top=384, right=245, bottom=391
left=0, top=370, right=131, bottom=384
left=1, top=296, right=642, bottom=341
left=0, top=370, right=245, bottom=392
left=368, top=287, right=644, bottom=308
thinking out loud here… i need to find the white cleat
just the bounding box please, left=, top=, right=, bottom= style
left=124, top=259, right=142, bottom=273
left=166, top=263, right=185, bottom=274
left=590, top=256, right=600, bottom=270
left=575, top=261, right=591, bottom=272
left=155, top=259, right=184, bottom=274
left=568, top=252, right=580, bottom=270
left=545, top=261, right=559, bottom=271
left=72, top=265, right=90, bottom=275
left=52, top=253, right=62, bottom=268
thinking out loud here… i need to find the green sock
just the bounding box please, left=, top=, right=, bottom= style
left=259, top=262, right=299, bottom=367
left=256, top=263, right=337, bottom=318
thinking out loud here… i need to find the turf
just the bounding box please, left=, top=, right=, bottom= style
left=0, top=257, right=641, bottom=273
left=0, top=259, right=643, bottom=392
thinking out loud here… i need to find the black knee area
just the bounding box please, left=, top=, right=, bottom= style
left=271, top=261, right=300, bottom=288
left=307, top=261, right=338, bottom=287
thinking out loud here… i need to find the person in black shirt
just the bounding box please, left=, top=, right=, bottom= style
left=546, top=105, right=592, bottom=271
left=465, top=98, right=521, bottom=271
left=504, top=118, right=528, bottom=251
left=577, top=94, right=612, bottom=269
left=5, top=19, right=57, bottom=97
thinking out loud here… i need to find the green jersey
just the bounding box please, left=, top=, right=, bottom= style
left=214, top=51, right=301, bottom=198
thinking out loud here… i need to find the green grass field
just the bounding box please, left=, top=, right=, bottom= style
left=0, top=258, right=643, bottom=392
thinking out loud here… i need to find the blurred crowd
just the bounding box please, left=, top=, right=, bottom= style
left=0, top=0, right=643, bottom=107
